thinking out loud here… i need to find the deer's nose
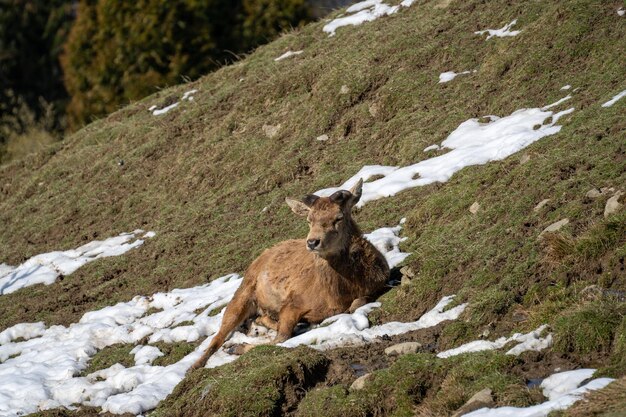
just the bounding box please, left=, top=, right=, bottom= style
left=307, top=239, right=321, bottom=250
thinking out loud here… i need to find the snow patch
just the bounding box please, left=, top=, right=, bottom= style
left=541, top=369, right=596, bottom=401
left=0, top=322, right=46, bottom=345
left=439, top=70, right=473, bottom=83
left=601, top=89, right=626, bottom=107
left=475, top=19, right=521, bottom=40
left=152, top=102, right=179, bottom=116
left=274, top=50, right=304, bottom=61
left=423, top=144, right=441, bottom=152
left=322, top=0, right=420, bottom=36
left=541, top=95, right=572, bottom=110
left=618, top=8, right=625, bottom=16
left=363, top=218, right=410, bottom=267
left=131, top=345, right=164, bottom=366
left=281, top=295, right=466, bottom=350
left=437, top=325, right=552, bottom=358
left=151, top=89, right=197, bottom=115
left=560, top=85, right=571, bottom=90
left=316, top=100, right=575, bottom=207
left=465, top=369, right=614, bottom=417
left=0, top=230, right=155, bottom=295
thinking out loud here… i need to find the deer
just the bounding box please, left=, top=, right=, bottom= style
left=190, top=179, right=390, bottom=370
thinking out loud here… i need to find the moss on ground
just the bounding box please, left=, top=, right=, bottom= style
left=151, top=341, right=199, bottom=367
left=554, top=300, right=625, bottom=357
left=152, top=345, right=329, bottom=417
left=81, top=344, right=134, bottom=376
left=296, top=351, right=538, bottom=417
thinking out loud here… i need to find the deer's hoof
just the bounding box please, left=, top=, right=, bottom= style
left=226, top=343, right=254, bottom=355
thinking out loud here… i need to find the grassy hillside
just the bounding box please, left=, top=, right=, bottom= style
left=1, top=0, right=625, bottom=415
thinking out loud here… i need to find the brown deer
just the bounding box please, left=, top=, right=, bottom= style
left=190, top=179, right=390, bottom=370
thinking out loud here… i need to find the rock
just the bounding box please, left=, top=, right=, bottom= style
left=400, top=266, right=416, bottom=278
left=340, top=85, right=350, bottom=94
left=587, top=187, right=615, bottom=198
left=368, top=103, right=379, bottom=117
left=262, top=124, right=280, bottom=138
left=469, top=202, right=480, bottom=214
left=585, top=188, right=602, bottom=198
left=512, top=310, right=529, bottom=323
left=533, top=199, right=550, bottom=212
left=384, top=342, right=422, bottom=356
left=538, top=218, right=569, bottom=239
left=520, top=154, right=531, bottom=164
left=316, top=134, right=329, bottom=141
left=350, top=373, right=371, bottom=390
left=434, top=0, right=452, bottom=9
left=452, top=388, right=494, bottom=417
left=604, top=190, right=623, bottom=218
left=400, top=275, right=411, bottom=286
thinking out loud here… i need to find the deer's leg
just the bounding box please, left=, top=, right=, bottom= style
left=189, top=283, right=256, bottom=371
left=255, top=315, right=279, bottom=331
left=348, top=297, right=369, bottom=313
left=273, top=305, right=302, bottom=344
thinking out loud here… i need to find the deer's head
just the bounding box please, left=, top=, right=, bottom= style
left=286, top=179, right=363, bottom=258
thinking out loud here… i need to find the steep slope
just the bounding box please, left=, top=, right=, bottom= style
left=0, top=0, right=625, bottom=415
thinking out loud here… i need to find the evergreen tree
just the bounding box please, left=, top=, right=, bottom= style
left=62, top=0, right=312, bottom=129
left=0, top=0, right=73, bottom=142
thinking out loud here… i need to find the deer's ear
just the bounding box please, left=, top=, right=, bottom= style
left=348, top=178, right=363, bottom=207
left=329, top=178, right=362, bottom=210
left=286, top=194, right=318, bottom=216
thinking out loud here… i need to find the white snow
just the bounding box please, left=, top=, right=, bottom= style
left=437, top=325, right=552, bottom=358
left=618, top=8, right=625, bottom=16
left=347, top=0, right=382, bottom=12
left=475, top=19, right=521, bottom=40
left=322, top=0, right=421, bottom=36
left=363, top=218, right=410, bottom=267
left=151, top=89, right=197, bottom=115
left=439, top=70, right=472, bottom=83
left=541, top=369, right=595, bottom=401
left=152, top=102, right=179, bottom=116
left=541, top=95, right=571, bottom=110
left=0, top=230, right=155, bottom=296
left=131, top=345, right=164, bottom=366
left=316, top=100, right=575, bottom=207
left=464, top=369, right=614, bottom=417
left=424, top=144, right=441, bottom=152
left=181, top=89, right=197, bottom=101
left=601, top=89, right=626, bottom=107
left=274, top=50, right=304, bottom=61
left=0, top=322, right=46, bottom=345
left=560, top=85, right=571, bottom=90
left=281, top=295, right=466, bottom=350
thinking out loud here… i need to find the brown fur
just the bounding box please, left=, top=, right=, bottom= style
left=190, top=179, right=389, bottom=370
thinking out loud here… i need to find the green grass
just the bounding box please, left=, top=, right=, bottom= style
left=296, top=351, right=538, bottom=417
left=81, top=344, right=134, bottom=376
left=0, top=0, right=625, bottom=415
left=152, top=345, right=329, bottom=417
